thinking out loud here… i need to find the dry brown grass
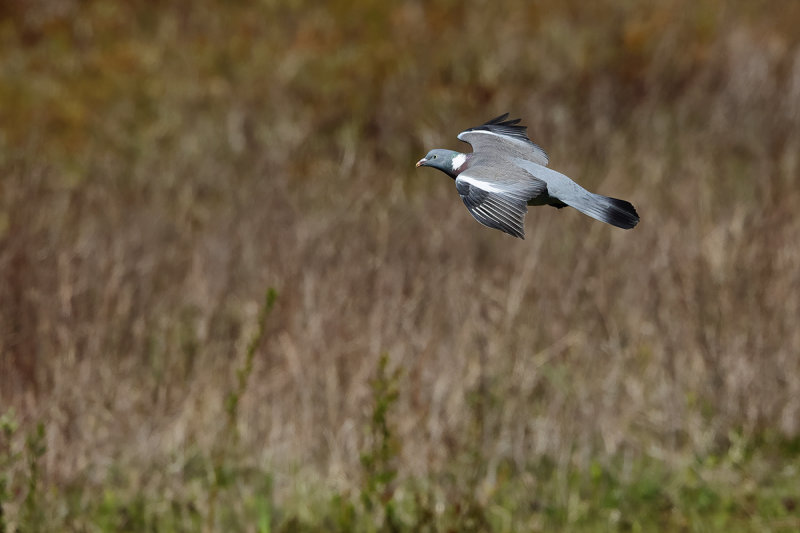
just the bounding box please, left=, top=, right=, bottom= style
left=1, top=0, right=800, bottom=528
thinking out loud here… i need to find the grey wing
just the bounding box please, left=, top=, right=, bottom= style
left=454, top=165, right=547, bottom=239
left=457, top=113, right=550, bottom=166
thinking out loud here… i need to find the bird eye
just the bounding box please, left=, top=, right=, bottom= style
left=433, top=155, right=437, bottom=159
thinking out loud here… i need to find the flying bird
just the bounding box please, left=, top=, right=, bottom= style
left=416, top=114, right=639, bottom=239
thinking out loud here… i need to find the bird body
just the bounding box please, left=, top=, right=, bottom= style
left=416, top=114, right=639, bottom=238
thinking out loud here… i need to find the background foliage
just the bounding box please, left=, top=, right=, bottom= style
left=1, top=0, right=799, bottom=530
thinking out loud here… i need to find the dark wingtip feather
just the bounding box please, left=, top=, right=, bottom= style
left=465, top=114, right=531, bottom=143
left=484, top=113, right=522, bottom=127
left=486, top=113, right=510, bottom=124
left=604, top=197, right=640, bottom=229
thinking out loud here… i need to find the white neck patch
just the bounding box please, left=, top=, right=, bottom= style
left=451, top=153, right=467, bottom=171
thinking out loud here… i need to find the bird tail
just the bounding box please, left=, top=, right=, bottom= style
left=568, top=193, right=639, bottom=229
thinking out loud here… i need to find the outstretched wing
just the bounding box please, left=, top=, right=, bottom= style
left=454, top=164, right=547, bottom=239
left=457, top=113, right=550, bottom=166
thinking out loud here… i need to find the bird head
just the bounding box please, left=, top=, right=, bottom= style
left=416, top=149, right=464, bottom=178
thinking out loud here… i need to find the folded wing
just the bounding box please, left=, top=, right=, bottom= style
left=455, top=164, right=547, bottom=239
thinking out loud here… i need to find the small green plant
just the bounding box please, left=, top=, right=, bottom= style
left=0, top=412, right=46, bottom=533
left=207, top=287, right=277, bottom=532
left=254, top=473, right=273, bottom=533
left=0, top=410, right=20, bottom=533
left=22, top=422, right=46, bottom=533
left=360, top=353, right=402, bottom=530
left=226, top=287, right=278, bottom=444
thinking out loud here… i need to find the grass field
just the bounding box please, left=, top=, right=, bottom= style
left=2, top=0, right=800, bottom=531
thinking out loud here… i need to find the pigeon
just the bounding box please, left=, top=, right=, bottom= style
left=416, top=113, right=639, bottom=239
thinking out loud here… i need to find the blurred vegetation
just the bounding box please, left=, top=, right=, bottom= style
left=2, top=0, right=800, bottom=530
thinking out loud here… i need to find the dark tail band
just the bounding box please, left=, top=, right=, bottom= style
left=599, top=196, right=639, bottom=229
